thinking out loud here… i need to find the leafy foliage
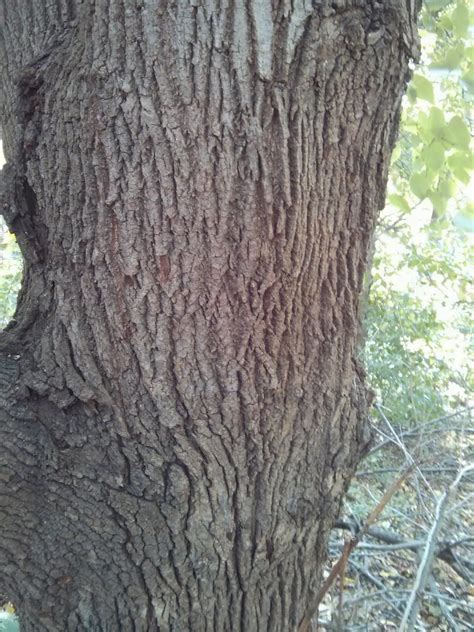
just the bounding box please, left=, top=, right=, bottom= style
left=404, top=2, right=472, bottom=208
left=0, top=227, right=22, bottom=328
left=0, top=606, right=19, bottom=632
left=363, top=0, right=473, bottom=426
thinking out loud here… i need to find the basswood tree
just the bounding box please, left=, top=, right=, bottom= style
left=0, top=2, right=419, bottom=630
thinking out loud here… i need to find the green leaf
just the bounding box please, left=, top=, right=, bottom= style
left=425, top=0, right=453, bottom=10
left=439, top=14, right=453, bottom=30
left=428, top=107, right=445, bottom=138
left=428, top=192, right=449, bottom=215
left=407, top=84, right=417, bottom=104
left=421, top=140, right=445, bottom=171
left=431, top=43, right=465, bottom=71
left=453, top=167, right=470, bottom=184
left=461, top=66, right=474, bottom=93
left=410, top=173, right=430, bottom=199
left=437, top=178, right=457, bottom=199
left=443, top=116, right=470, bottom=149
left=452, top=2, right=470, bottom=38
left=391, top=144, right=402, bottom=164
left=412, top=74, right=435, bottom=103
left=388, top=194, right=411, bottom=213
left=447, top=152, right=473, bottom=172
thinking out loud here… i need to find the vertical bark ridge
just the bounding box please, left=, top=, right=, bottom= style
left=0, top=1, right=419, bottom=630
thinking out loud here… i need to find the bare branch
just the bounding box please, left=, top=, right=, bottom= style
left=399, top=464, right=474, bottom=632
left=369, top=407, right=473, bottom=455
left=349, top=560, right=405, bottom=618
left=298, top=465, right=416, bottom=632
left=332, top=522, right=474, bottom=583
left=427, top=577, right=461, bottom=632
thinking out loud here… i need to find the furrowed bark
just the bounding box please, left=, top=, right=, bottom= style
left=0, top=1, right=419, bottom=630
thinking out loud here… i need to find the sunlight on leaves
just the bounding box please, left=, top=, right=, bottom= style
left=364, top=0, right=473, bottom=425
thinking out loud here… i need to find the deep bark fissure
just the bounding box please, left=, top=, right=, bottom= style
left=1, top=1, right=419, bottom=630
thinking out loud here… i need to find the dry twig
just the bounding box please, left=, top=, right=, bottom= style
left=298, top=465, right=416, bottom=632
left=399, top=464, right=474, bottom=631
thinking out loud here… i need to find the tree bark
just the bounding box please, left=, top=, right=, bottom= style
left=0, top=2, right=419, bottom=630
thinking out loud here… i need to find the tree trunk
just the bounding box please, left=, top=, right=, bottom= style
left=0, top=2, right=419, bottom=630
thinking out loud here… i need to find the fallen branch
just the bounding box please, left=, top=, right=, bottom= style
left=298, top=464, right=416, bottom=632
left=427, top=577, right=460, bottom=632
left=356, top=465, right=464, bottom=478
left=399, top=464, right=474, bottom=632
left=349, top=559, right=405, bottom=618
left=332, top=521, right=474, bottom=583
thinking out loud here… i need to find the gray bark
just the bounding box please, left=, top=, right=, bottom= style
left=0, top=1, right=419, bottom=630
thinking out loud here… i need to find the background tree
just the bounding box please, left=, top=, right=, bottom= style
left=0, top=2, right=420, bottom=631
